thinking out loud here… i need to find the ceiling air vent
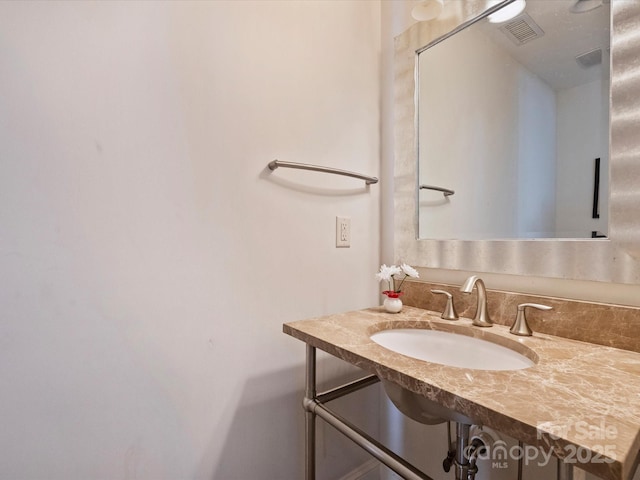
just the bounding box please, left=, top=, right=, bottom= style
left=499, top=13, right=545, bottom=46
left=575, top=48, right=603, bottom=68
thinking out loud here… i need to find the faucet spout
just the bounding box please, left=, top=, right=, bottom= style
left=460, top=275, right=493, bottom=327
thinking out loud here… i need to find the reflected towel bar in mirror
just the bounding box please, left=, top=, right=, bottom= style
left=419, top=184, right=454, bottom=196
left=268, top=159, right=378, bottom=185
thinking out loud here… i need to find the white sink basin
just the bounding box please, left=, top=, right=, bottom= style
left=370, top=328, right=534, bottom=371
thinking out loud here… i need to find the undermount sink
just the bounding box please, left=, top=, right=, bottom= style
left=371, top=327, right=536, bottom=425
left=370, top=328, right=535, bottom=371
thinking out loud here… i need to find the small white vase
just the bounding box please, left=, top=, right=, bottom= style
left=383, top=296, right=403, bottom=313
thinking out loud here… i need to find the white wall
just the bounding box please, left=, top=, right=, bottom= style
left=556, top=79, right=609, bottom=237
left=0, top=1, right=381, bottom=479
left=516, top=70, right=557, bottom=238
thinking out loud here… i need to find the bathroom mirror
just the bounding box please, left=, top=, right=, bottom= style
left=394, top=0, right=640, bottom=284
left=418, top=0, right=610, bottom=240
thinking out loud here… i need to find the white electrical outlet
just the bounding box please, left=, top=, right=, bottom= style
left=336, top=216, right=351, bottom=248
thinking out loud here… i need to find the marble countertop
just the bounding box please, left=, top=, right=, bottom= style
left=283, top=306, right=640, bottom=480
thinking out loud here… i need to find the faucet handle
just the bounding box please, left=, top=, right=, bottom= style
left=431, top=290, right=459, bottom=321
left=510, top=303, right=552, bottom=336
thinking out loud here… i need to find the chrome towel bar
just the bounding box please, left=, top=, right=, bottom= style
left=268, top=159, right=378, bottom=185
left=419, top=184, right=455, bottom=196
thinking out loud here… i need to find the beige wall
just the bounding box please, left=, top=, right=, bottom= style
left=0, top=1, right=381, bottom=478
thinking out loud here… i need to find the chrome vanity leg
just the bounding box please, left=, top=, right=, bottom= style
left=301, top=344, right=434, bottom=480
left=305, top=345, right=317, bottom=480
left=557, top=459, right=574, bottom=480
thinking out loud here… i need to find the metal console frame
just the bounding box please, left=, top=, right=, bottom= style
left=303, top=345, right=575, bottom=480
left=303, top=345, right=435, bottom=480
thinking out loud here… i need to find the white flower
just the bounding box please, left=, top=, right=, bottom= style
left=375, top=264, right=401, bottom=282
left=400, top=263, right=419, bottom=278
left=376, top=263, right=418, bottom=294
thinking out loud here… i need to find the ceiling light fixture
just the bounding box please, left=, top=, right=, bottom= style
left=411, top=0, right=444, bottom=22
left=570, top=0, right=603, bottom=13
left=487, top=0, right=527, bottom=24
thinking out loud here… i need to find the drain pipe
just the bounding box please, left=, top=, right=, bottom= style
left=465, top=437, right=485, bottom=480
left=454, top=423, right=472, bottom=480
left=446, top=423, right=497, bottom=480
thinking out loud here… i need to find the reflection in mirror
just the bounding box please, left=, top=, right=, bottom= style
left=394, top=0, right=640, bottom=284
left=418, top=0, right=610, bottom=240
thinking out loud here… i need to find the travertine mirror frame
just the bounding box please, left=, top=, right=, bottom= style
left=394, top=0, right=640, bottom=284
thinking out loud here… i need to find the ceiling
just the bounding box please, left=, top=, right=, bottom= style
left=477, top=0, right=610, bottom=91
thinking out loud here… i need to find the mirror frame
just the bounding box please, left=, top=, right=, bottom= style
left=394, top=0, right=640, bottom=284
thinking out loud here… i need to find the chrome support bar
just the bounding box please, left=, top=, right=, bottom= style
left=268, top=159, right=378, bottom=185
left=303, top=345, right=433, bottom=480
left=305, top=346, right=316, bottom=480
left=316, top=375, right=380, bottom=404
left=312, top=401, right=433, bottom=480
left=419, top=184, right=455, bottom=196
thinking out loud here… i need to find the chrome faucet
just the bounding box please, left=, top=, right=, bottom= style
left=460, top=275, right=493, bottom=327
